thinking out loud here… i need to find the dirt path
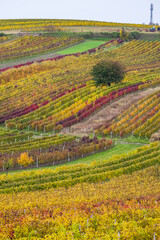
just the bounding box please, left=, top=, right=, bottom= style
left=0, top=52, right=61, bottom=70
left=62, top=86, right=160, bottom=136
left=0, top=39, right=86, bottom=70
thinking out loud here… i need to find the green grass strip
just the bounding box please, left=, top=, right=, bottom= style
left=0, top=143, right=141, bottom=175
left=56, top=40, right=106, bottom=54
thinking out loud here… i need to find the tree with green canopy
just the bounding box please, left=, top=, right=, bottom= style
left=91, top=60, right=125, bottom=87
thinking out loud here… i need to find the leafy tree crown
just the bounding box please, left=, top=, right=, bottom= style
left=91, top=60, right=125, bottom=87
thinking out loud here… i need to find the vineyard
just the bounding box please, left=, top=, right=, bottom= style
left=100, top=89, right=160, bottom=138
left=0, top=143, right=159, bottom=239
left=0, top=35, right=83, bottom=62
left=0, top=141, right=159, bottom=193
left=0, top=133, right=113, bottom=171
left=0, top=19, right=160, bottom=239
left=0, top=40, right=160, bottom=134
left=0, top=35, right=9, bottom=43
left=0, top=19, right=156, bottom=31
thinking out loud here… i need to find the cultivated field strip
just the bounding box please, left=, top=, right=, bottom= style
left=0, top=142, right=159, bottom=193
left=0, top=135, right=75, bottom=153
left=0, top=40, right=160, bottom=133
left=101, top=90, right=160, bottom=138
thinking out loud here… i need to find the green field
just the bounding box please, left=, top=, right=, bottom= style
left=56, top=40, right=106, bottom=54
left=0, top=39, right=109, bottom=66
left=63, top=143, right=142, bottom=165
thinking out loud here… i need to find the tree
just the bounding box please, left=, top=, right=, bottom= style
left=119, top=28, right=128, bottom=40
left=91, top=60, right=125, bottom=87
left=17, top=152, right=33, bottom=168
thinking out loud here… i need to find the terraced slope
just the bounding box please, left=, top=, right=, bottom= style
left=0, top=35, right=83, bottom=62
left=0, top=19, right=155, bottom=31
left=0, top=141, right=159, bottom=193
left=0, top=33, right=160, bottom=240
left=63, top=86, right=160, bottom=136
left=0, top=143, right=159, bottom=239
left=99, top=89, right=160, bottom=138
left=0, top=40, right=160, bottom=135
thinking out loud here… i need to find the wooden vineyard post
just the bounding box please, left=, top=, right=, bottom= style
left=2, top=160, right=4, bottom=172
left=153, top=232, right=156, bottom=240
left=93, top=130, right=95, bottom=138
left=111, top=131, right=112, bottom=139
left=36, top=157, right=39, bottom=168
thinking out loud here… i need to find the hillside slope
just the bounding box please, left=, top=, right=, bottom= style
left=62, top=86, right=160, bottom=136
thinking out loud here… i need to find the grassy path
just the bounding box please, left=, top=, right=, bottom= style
left=61, top=143, right=141, bottom=165
left=56, top=40, right=106, bottom=54
left=0, top=40, right=106, bottom=70
left=0, top=142, right=141, bottom=175
left=0, top=52, right=60, bottom=70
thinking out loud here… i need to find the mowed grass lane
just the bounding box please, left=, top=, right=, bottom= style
left=0, top=142, right=141, bottom=175
left=56, top=40, right=107, bottom=54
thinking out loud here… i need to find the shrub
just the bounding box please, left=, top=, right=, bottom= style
left=111, top=32, right=120, bottom=38
left=128, top=31, right=141, bottom=40
left=0, top=33, right=6, bottom=37
left=3, top=159, right=13, bottom=173
left=91, top=60, right=125, bottom=87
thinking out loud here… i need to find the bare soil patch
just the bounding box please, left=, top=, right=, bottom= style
left=62, top=86, right=160, bottom=136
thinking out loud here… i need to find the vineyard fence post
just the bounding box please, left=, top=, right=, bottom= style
left=36, top=157, right=39, bottom=168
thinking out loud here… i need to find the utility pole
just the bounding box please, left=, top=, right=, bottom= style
left=150, top=3, right=153, bottom=25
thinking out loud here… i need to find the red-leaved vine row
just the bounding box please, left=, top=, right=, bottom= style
left=0, top=104, right=39, bottom=124
left=0, top=39, right=123, bottom=73
left=57, top=82, right=144, bottom=128
left=0, top=84, right=86, bottom=123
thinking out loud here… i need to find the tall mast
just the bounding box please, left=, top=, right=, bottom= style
left=150, top=3, right=153, bottom=25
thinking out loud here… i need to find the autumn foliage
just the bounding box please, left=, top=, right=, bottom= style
left=17, top=152, right=33, bottom=167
